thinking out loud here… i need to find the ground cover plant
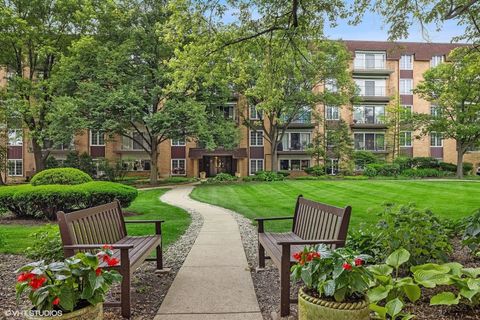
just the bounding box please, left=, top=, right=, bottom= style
left=0, top=189, right=190, bottom=255
left=190, top=180, right=480, bottom=231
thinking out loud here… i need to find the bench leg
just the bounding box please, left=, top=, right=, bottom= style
left=120, top=251, right=131, bottom=318
left=258, top=242, right=266, bottom=269
left=156, top=243, right=163, bottom=270
left=280, top=245, right=291, bottom=317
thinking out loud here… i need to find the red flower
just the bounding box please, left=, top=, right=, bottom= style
left=342, top=263, right=352, bottom=271
left=102, top=244, right=113, bottom=250
left=354, top=258, right=364, bottom=266
left=28, top=276, right=47, bottom=290
left=293, top=252, right=302, bottom=262
left=102, top=255, right=110, bottom=262
left=96, top=268, right=102, bottom=276
left=107, top=257, right=119, bottom=266
left=17, top=272, right=35, bottom=282
left=52, top=297, right=60, bottom=306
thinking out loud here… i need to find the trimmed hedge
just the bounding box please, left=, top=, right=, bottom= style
left=401, top=168, right=446, bottom=178
left=31, top=168, right=93, bottom=186
left=364, top=163, right=400, bottom=177
left=0, top=182, right=138, bottom=220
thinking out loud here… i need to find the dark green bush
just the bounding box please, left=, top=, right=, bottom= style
left=31, top=168, right=93, bottom=186
left=277, top=170, right=291, bottom=178
left=45, top=155, right=60, bottom=169
left=439, top=162, right=457, bottom=172
left=458, top=209, right=480, bottom=257
left=463, top=162, right=474, bottom=175
left=412, top=157, right=439, bottom=169
left=363, top=165, right=378, bottom=177
left=393, top=156, right=415, bottom=171
left=205, top=173, right=237, bottom=183
left=253, top=171, right=285, bottom=181
left=304, top=165, right=325, bottom=176
left=353, top=151, right=379, bottom=169
left=401, top=168, right=445, bottom=178
left=348, top=204, right=452, bottom=266
left=25, top=225, right=64, bottom=262
left=364, top=163, right=400, bottom=177
left=0, top=182, right=138, bottom=219
left=64, top=151, right=96, bottom=177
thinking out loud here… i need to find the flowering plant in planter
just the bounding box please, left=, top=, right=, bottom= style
left=291, top=245, right=373, bottom=302
left=16, top=245, right=122, bottom=313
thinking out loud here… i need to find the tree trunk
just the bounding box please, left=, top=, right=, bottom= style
left=31, top=139, right=45, bottom=173
left=149, top=140, right=159, bottom=184
left=271, top=141, right=278, bottom=172
left=456, top=142, right=464, bottom=179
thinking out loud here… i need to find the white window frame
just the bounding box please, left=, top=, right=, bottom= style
left=90, top=130, right=105, bottom=146
left=430, top=132, right=443, bottom=147
left=400, top=131, right=412, bottom=147
left=8, top=129, right=23, bottom=146
left=431, top=55, right=444, bottom=67
left=400, top=55, right=413, bottom=70
left=326, top=106, right=340, bottom=120
left=281, top=132, right=311, bottom=151
left=171, top=138, right=186, bottom=146
left=7, top=159, right=23, bottom=176
left=250, top=105, right=260, bottom=120
left=430, top=105, right=441, bottom=117
left=354, top=51, right=386, bottom=69
left=250, top=130, right=263, bottom=147
left=353, top=105, right=386, bottom=124
left=171, top=158, right=186, bottom=176
left=249, top=159, right=264, bottom=175
left=278, top=159, right=310, bottom=171
left=399, top=79, right=413, bottom=95
left=354, top=132, right=386, bottom=151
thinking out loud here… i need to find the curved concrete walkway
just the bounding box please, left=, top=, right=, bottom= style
left=154, top=186, right=263, bottom=320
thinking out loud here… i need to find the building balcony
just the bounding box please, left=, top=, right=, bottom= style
left=351, top=119, right=388, bottom=129
left=276, top=143, right=309, bottom=154
left=353, top=58, right=394, bottom=75
left=355, top=85, right=392, bottom=102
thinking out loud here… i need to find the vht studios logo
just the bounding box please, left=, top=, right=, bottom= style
left=3, top=309, right=63, bottom=318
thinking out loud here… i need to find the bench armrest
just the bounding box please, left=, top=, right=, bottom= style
left=256, top=216, right=294, bottom=234
left=124, top=219, right=163, bottom=235
left=276, top=239, right=345, bottom=246
left=124, top=220, right=164, bottom=224
left=254, top=216, right=294, bottom=221
left=64, top=244, right=134, bottom=250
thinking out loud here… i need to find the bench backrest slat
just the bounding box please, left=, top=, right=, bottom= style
left=292, top=196, right=351, bottom=248
left=57, top=200, right=127, bottom=257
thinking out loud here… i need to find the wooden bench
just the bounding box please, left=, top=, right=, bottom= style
left=256, top=195, right=352, bottom=317
left=57, top=200, right=165, bottom=318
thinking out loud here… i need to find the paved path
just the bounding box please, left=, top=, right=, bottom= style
left=154, top=186, right=263, bottom=320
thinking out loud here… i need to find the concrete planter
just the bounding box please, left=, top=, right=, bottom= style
left=298, top=288, right=370, bottom=320
left=25, top=304, right=103, bottom=320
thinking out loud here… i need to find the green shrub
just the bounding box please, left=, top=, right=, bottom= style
left=205, top=173, right=237, bottom=184
left=458, top=209, right=480, bottom=257
left=363, top=165, right=378, bottom=177
left=366, top=163, right=400, bottom=177
left=401, top=168, right=445, bottom=178
left=97, top=159, right=127, bottom=181
left=0, top=182, right=138, bottom=219
left=253, top=171, right=285, bottom=181
left=242, top=176, right=254, bottom=182
left=393, top=156, right=415, bottom=171
left=412, top=157, right=439, bottom=169
left=348, top=204, right=452, bottom=266
left=304, top=165, right=325, bottom=176
left=354, top=151, right=379, bottom=169
left=45, top=155, right=60, bottom=169
left=31, top=168, right=93, bottom=186
left=463, top=162, right=474, bottom=175
left=64, top=151, right=96, bottom=177
left=439, top=162, right=457, bottom=172
left=277, top=170, right=291, bottom=178
left=25, top=225, right=64, bottom=262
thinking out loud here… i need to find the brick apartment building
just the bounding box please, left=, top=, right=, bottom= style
left=2, top=40, right=480, bottom=182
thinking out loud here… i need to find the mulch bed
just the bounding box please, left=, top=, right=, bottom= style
left=231, top=209, right=480, bottom=320
left=0, top=206, right=203, bottom=320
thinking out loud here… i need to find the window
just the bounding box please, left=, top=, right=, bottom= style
left=122, top=132, right=147, bottom=150
left=280, top=132, right=311, bottom=151
left=171, top=138, right=186, bottom=146
left=172, top=159, right=186, bottom=175
left=400, top=55, right=413, bottom=70
left=326, top=159, right=339, bottom=175
left=250, top=130, right=263, bottom=146
left=7, top=159, right=23, bottom=176
left=90, top=130, right=105, bottom=146
left=354, top=133, right=385, bottom=151
left=250, top=105, right=260, bottom=120
left=249, top=159, right=264, bottom=175
left=431, top=55, right=444, bottom=67
left=353, top=105, right=385, bottom=124
left=354, top=52, right=386, bottom=69
left=222, top=103, right=236, bottom=120
left=8, top=129, right=23, bottom=146
left=399, top=79, right=413, bottom=95
left=121, top=159, right=151, bottom=171
left=354, top=79, right=386, bottom=96
left=279, top=159, right=310, bottom=171
left=326, top=106, right=340, bottom=120
left=430, top=132, right=443, bottom=147
left=430, top=105, right=441, bottom=117
left=325, top=79, right=338, bottom=92
left=400, top=131, right=412, bottom=147
left=291, top=107, right=312, bottom=124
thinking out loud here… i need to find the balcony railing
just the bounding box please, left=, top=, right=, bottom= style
left=354, top=58, right=386, bottom=70
left=354, top=144, right=386, bottom=152
left=277, top=143, right=310, bottom=152
left=356, top=85, right=389, bottom=97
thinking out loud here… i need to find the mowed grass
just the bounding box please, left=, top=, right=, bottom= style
left=191, top=180, right=480, bottom=232
left=0, top=188, right=190, bottom=254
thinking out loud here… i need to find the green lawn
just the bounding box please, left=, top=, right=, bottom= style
left=191, top=180, right=480, bottom=232
left=0, top=189, right=190, bottom=254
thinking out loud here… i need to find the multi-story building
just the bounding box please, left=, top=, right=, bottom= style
left=1, top=41, right=479, bottom=182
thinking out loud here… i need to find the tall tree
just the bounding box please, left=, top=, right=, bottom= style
left=414, top=48, right=480, bottom=178
left=0, top=0, right=94, bottom=172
